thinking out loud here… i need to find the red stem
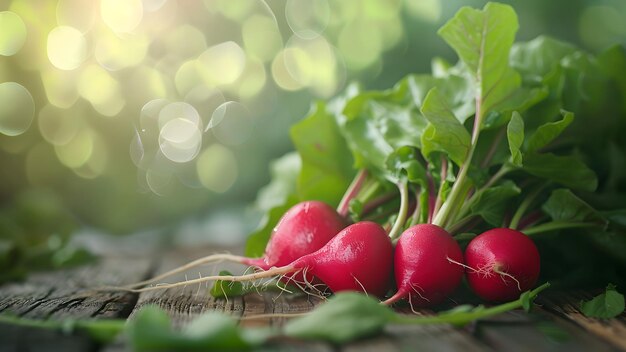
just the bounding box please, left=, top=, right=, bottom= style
left=337, top=169, right=368, bottom=217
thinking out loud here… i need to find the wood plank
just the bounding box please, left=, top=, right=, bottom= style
left=538, top=291, right=626, bottom=351
left=474, top=308, right=619, bottom=352
left=0, top=257, right=152, bottom=352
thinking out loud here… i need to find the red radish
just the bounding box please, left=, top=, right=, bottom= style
left=384, top=224, right=464, bottom=307
left=465, top=228, right=540, bottom=302
left=244, top=201, right=347, bottom=271
left=125, top=221, right=394, bottom=298
left=125, top=201, right=346, bottom=288
left=293, top=221, right=393, bottom=297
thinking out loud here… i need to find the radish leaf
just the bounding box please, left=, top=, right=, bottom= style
left=511, top=36, right=578, bottom=82
left=420, top=87, right=471, bottom=166
left=438, top=3, right=520, bottom=119
left=284, top=292, right=393, bottom=344
left=507, top=111, right=524, bottom=166
left=580, top=284, right=625, bottom=319
left=469, top=180, right=521, bottom=226
left=525, top=110, right=574, bottom=152
left=522, top=153, right=598, bottom=191
left=542, top=189, right=605, bottom=224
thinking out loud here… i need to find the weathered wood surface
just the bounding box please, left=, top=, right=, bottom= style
left=539, top=291, right=626, bottom=350
left=1, top=247, right=625, bottom=352
left=0, top=256, right=152, bottom=352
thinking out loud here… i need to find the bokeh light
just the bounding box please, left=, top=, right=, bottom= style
left=100, top=0, right=143, bottom=33
left=0, top=11, right=27, bottom=56
left=285, top=0, right=330, bottom=39
left=56, top=0, right=96, bottom=33
left=95, top=30, right=149, bottom=71
left=41, top=68, right=80, bottom=108
left=0, top=82, right=35, bottom=137
left=208, top=101, right=253, bottom=146
left=159, top=118, right=202, bottom=163
left=158, top=102, right=201, bottom=130
left=47, top=26, right=87, bottom=70
left=242, top=15, right=282, bottom=62
left=284, top=36, right=344, bottom=97
left=196, top=144, right=238, bottom=193
left=38, top=103, right=81, bottom=146
left=197, top=41, right=246, bottom=86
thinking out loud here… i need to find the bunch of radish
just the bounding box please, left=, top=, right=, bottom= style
left=117, top=193, right=540, bottom=307
left=113, top=2, right=616, bottom=310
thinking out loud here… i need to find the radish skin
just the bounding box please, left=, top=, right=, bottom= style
left=384, top=224, right=464, bottom=307
left=465, top=228, right=540, bottom=302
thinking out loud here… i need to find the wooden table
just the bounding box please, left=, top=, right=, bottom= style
left=1, top=247, right=625, bottom=351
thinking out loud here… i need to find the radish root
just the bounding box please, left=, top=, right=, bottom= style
left=447, top=257, right=522, bottom=291
left=124, top=253, right=251, bottom=289
left=102, top=266, right=297, bottom=293
left=492, top=264, right=522, bottom=291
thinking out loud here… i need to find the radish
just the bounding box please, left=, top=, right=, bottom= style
left=383, top=224, right=464, bottom=307
left=125, top=201, right=346, bottom=288
left=122, top=221, right=394, bottom=298
left=244, top=201, right=347, bottom=271
left=464, top=228, right=540, bottom=302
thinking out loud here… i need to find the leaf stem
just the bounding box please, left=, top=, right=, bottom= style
left=509, top=183, right=547, bottom=230
left=361, top=191, right=398, bottom=218
left=433, top=96, right=484, bottom=229
left=455, top=164, right=512, bottom=223
left=391, top=283, right=550, bottom=326
left=448, top=215, right=477, bottom=235
left=408, top=188, right=422, bottom=227
left=337, top=169, right=368, bottom=217
left=389, top=181, right=409, bottom=241
left=432, top=156, right=449, bottom=222
left=522, top=221, right=600, bottom=235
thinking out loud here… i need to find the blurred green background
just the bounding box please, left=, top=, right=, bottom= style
left=1, top=0, right=625, bottom=238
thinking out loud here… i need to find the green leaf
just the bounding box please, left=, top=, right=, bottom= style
left=420, top=87, right=471, bottom=166
left=507, top=112, right=524, bottom=166
left=580, top=284, right=625, bottom=319
left=469, top=180, right=521, bottom=226
left=525, top=110, right=574, bottom=152
left=291, top=101, right=354, bottom=206
left=408, top=73, right=475, bottom=122
left=384, top=146, right=427, bottom=185
left=283, top=292, right=394, bottom=344
left=522, top=153, right=598, bottom=192
left=128, top=305, right=266, bottom=351
left=338, top=79, right=427, bottom=181
left=254, top=152, right=300, bottom=213
left=542, top=189, right=606, bottom=224
left=182, top=312, right=257, bottom=350
left=438, top=2, right=520, bottom=118
left=210, top=271, right=249, bottom=298
left=245, top=197, right=298, bottom=258
left=510, top=36, right=579, bottom=84
left=128, top=306, right=178, bottom=351
left=0, top=314, right=126, bottom=344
